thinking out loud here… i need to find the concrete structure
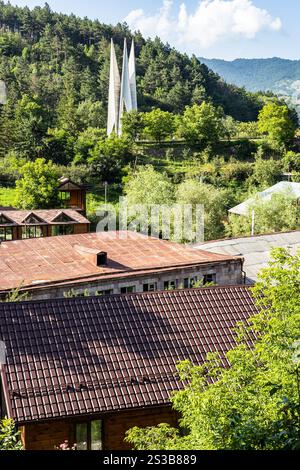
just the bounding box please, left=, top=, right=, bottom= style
left=194, top=230, right=300, bottom=284
left=107, top=39, right=121, bottom=136
left=107, top=38, right=137, bottom=136
left=0, top=231, right=244, bottom=299
left=0, top=286, right=258, bottom=449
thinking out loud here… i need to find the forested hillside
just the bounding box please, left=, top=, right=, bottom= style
left=0, top=1, right=264, bottom=162
left=199, top=57, right=300, bottom=115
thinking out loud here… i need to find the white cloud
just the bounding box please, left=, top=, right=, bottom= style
left=124, top=0, right=282, bottom=52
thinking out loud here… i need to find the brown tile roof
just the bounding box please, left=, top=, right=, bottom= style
left=0, top=286, right=258, bottom=424
left=0, top=209, right=89, bottom=226
left=0, top=231, right=241, bottom=292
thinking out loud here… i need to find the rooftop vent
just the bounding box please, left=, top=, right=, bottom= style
left=74, top=244, right=108, bottom=267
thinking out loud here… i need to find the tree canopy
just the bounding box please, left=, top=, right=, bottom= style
left=126, top=249, right=300, bottom=450
left=15, top=157, right=59, bottom=209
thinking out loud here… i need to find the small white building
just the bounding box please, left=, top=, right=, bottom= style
left=229, top=181, right=300, bottom=216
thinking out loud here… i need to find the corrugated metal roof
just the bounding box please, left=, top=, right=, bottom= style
left=229, top=182, right=300, bottom=216
left=194, top=230, right=300, bottom=284
left=0, top=231, right=238, bottom=292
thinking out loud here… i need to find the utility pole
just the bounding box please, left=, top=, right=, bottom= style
left=104, top=181, right=108, bottom=204
left=251, top=209, right=255, bottom=236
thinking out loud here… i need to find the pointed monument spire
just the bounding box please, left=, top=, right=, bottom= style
left=107, top=39, right=121, bottom=136
left=118, top=38, right=132, bottom=135
left=129, top=40, right=137, bottom=111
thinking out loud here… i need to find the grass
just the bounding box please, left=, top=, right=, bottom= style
left=0, top=187, right=16, bottom=207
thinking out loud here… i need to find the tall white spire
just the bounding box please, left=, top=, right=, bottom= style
left=0, top=80, right=7, bottom=105
left=107, top=38, right=138, bottom=136
left=129, top=40, right=137, bottom=111
left=118, top=39, right=133, bottom=135
left=107, top=39, right=121, bottom=136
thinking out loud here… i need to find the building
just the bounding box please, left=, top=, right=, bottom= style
left=0, top=209, right=90, bottom=242
left=58, top=177, right=87, bottom=214
left=0, top=231, right=244, bottom=299
left=229, top=181, right=300, bottom=216
left=0, top=286, right=258, bottom=450
left=194, top=230, right=300, bottom=284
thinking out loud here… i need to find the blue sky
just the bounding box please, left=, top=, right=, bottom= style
left=8, top=1, right=300, bottom=60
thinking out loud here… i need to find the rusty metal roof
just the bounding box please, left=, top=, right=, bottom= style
left=0, top=231, right=240, bottom=292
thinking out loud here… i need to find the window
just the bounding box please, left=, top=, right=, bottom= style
left=183, top=277, right=198, bottom=288
left=52, top=225, right=74, bottom=236
left=60, top=191, right=71, bottom=202
left=203, top=273, right=216, bottom=285
left=96, top=289, right=113, bottom=296
left=0, top=214, right=12, bottom=224
left=75, top=420, right=103, bottom=450
left=0, top=227, right=13, bottom=241
left=164, top=280, right=176, bottom=291
left=143, top=282, right=157, bottom=292
left=120, top=286, right=136, bottom=294
left=22, top=226, right=43, bottom=239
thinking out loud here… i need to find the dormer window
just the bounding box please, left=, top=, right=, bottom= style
left=22, top=213, right=46, bottom=225
left=51, top=212, right=76, bottom=224
left=0, top=214, right=13, bottom=225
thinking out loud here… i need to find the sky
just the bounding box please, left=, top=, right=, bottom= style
left=8, top=0, right=300, bottom=60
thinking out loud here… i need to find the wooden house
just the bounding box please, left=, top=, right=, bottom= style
left=0, top=286, right=258, bottom=450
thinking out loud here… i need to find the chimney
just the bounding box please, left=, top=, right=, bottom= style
left=74, top=245, right=108, bottom=267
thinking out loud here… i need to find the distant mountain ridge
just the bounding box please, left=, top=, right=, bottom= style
left=199, top=57, right=300, bottom=114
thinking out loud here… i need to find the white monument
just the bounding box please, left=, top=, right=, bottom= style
left=107, top=39, right=121, bottom=136
left=107, top=38, right=137, bottom=136
left=0, top=80, right=7, bottom=105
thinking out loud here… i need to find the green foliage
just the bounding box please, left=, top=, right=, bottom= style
left=88, top=134, right=133, bottom=182
left=258, top=103, right=297, bottom=147
left=177, top=103, right=226, bottom=146
left=176, top=179, right=234, bottom=240
left=126, top=249, right=300, bottom=450
left=3, top=286, right=30, bottom=303
left=124, top=165, right=174, bottom=206
left=143, top=109, right=175, bottom=142
left=248, top=147, right=282, bottom=189
left=0, top=418, right=23, bottom=450
left=235, top=121, right=261, bottom=139
left=0, top=1, right=266, bottom=167
left=15, top=157, right=59, bottom=209
left=122, top=110, right=145, bottom=141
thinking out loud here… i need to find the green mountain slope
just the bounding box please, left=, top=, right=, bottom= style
left=0, top=1, right=262, bottom=125
left=199, top=57, right=300, bottom=113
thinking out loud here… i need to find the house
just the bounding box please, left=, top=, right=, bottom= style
left=0, top=231, right=244, bottom=299
left=194, top=230, right=300, bottom=284
left=58, top=177, right=87, bottom=214
left=0, top=286, right=259, bottom=450
left=229, top=181, right=300, bottom=216
left=0, top=209, right=90, bottom=242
